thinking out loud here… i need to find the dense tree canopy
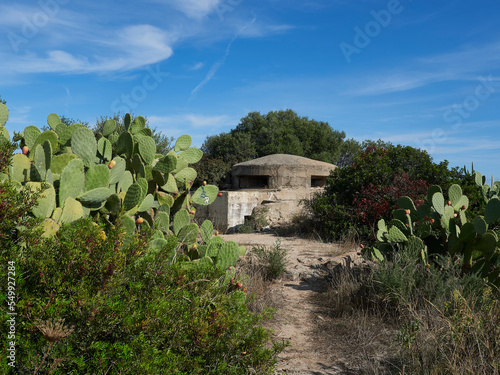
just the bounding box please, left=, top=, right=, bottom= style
left=197, top=109, right=348, bottom=186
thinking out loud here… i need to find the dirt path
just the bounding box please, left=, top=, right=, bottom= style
left=222, top=232, right=363, bottom=375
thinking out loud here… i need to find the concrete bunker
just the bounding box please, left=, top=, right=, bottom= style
left=196, top=154, right=336, bottom=231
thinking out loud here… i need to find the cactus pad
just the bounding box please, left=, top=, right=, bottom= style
left=97, top=137, right=113, bottom=161
left=50, top=153, right=77, bottom=174
left=123, top=183, right=142, bottom=211
left=431, top=192, right=445, bottom=215
left=71, top=127, right=97, bottom=167
left=473, top=216, right=488, bottom=235
left=161, top=173, right=178, bottom=194
left=103, top=119, right=117, bottom=136
left=386, top=226, right=408, bottom=243
left=154, top=154, right=177, bottom=174
left=138, top=136, right=156, bottom=165
left=174, top=135, right=192, bottom=152
left=77, top=187, right=112, bottom=204
left=59, top=158, right=85, bottom=206
left=178, top=147, right=203, bottom=163
left=131, top=116, right=146, bottom=134
left=173, top=209, right=190, bottom=235
left=397, top=196, right=417, bottom=213
left=0, top=126, right=8, bottom=144
left=117, top=170, right=133, bottom=193
left=174, top=167, right=197, bottom=184
left=47, top=113, right=61, bottom=131
left=40, top=218, right=60, bottom=238
left=138, top=193, right=155, bottom=212
left=23, top=126, right=41, bottom=149
left=155, top=211, right=170, bottom=232
left=10, top=154, right=31, bottom=183
left=26, top=182, right=56, bottom=218
left=0, top=103, right=8, bottom=126
left=448, top=184, right=462, bottom=206
left=60, top=197, right=84, bottom=224
left=104, top=194, right=121, bottom=216
left=85, top=164, right=110, bottom=191
left=192, top=185, right=219, bottom=205
left=152, top=169, right=166, bottom=186
left=485, top=197, right=500, bottom=224
left=156, top=191, right=174, bottom=207
left=200, top=220, right=214, bottom=243
left=427, top=185, right=443, bottom=205
left=109, top=156, right=126, bottom=185
left=178, top=223, right=199, bottom=245
left=116, top=132, right=133, bottom=159
left=215, top=241, right=241, bottom=270
left=59, top=123, right=85, bottom=146
left=32, top=131, right=59, bottom=159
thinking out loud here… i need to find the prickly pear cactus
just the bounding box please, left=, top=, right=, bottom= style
left=2, top=104, right=242, bottom=268
left=366, top=183, right=500, bottom=287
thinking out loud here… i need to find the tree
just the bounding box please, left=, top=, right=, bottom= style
left=199, top=109, right=347, bottom=186
left=308, top=144, right=454, bottom=241
left=94, top=113, right=174, bottom=155
left=60, top=115, right=89, bottom=127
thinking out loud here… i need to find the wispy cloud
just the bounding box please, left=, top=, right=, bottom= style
left=0, top=24, right=175, bottom=75
left=344, top=40, right=500, bottom=96
left=188, top=62, right=205, bottom=71
left=190, top=17, right=256, bottom=100
left=153, top=0, right=221, bottom=19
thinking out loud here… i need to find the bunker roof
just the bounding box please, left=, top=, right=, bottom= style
left=233, top=154, right=336, bottom=171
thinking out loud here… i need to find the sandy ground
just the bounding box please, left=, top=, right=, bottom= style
left=222, top=232, right=364, bottom=375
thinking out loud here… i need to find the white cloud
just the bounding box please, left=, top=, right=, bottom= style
left=188, top=62, right=205, bottom=71
left=149, top=113, right=231, bottom=129
left=0, top=24, right=175, bottom=75
left=160, top=0, right=221, bottom=19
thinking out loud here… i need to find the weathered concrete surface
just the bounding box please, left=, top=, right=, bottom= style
left=232, top=154, right=336, bottom=189
left=196, top=154, right=337, bottom=232
left=196, top=187, right=323, bottom=232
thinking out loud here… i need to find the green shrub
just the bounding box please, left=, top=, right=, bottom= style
left=1, top=216, right=285, bottom=374
left=306, top=145, right=480, bottom=241
left=251, top=241, right=288, bottom=280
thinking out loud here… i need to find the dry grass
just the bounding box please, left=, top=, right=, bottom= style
left=310, top=265, right=400, bottom=374
left=236, top=251, right=285, bottom=314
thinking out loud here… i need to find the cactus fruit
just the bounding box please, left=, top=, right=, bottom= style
left=22, top=146, right=29, bottom=155
left=108, top=160, right=116, bottom=169
left=136, top=217, right=144, bottom=224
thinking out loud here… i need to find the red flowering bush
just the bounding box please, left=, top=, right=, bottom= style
left=307, top=145, right=453, bottom=241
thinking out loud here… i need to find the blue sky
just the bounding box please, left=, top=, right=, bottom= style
left=1, top=0, right=500, bottom=179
